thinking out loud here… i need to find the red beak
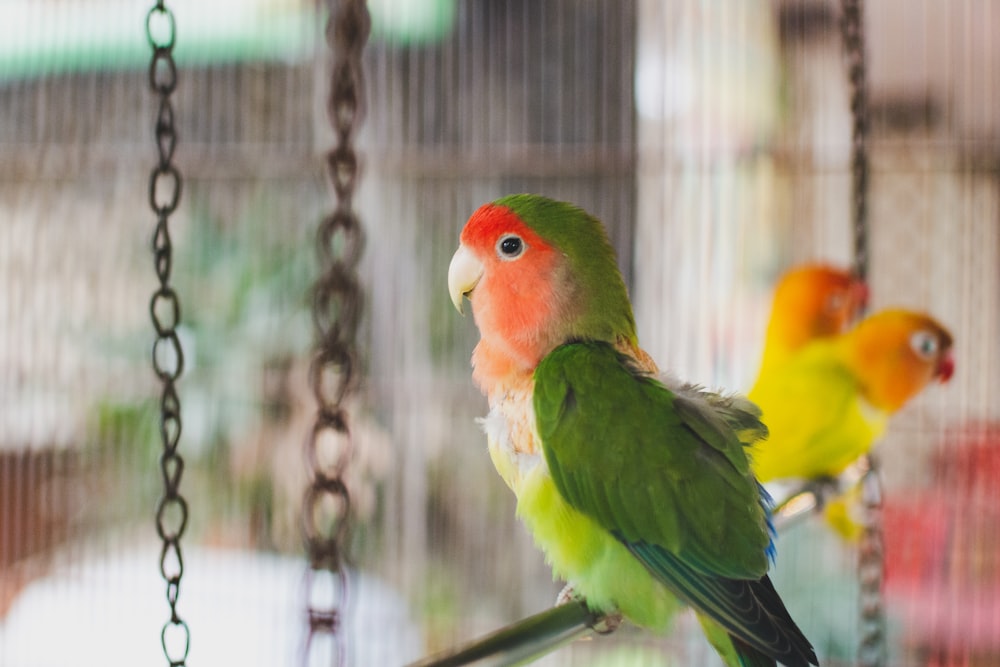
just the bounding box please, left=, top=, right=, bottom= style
left=937, top=351, right=955, bottom=383
left=851, top=281, right=870, bottom=314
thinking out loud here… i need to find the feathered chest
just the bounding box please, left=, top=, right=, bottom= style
left=478, top=382, right=547, bottom=492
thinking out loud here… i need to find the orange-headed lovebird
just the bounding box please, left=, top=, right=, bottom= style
left=750, top=309, right=954, bottom=484
left=756, top=264, right=868, bottom=376
left=448, top=194, right=816, bottom=667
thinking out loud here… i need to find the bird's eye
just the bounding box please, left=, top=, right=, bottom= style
left=910, top=330, right=939, bottom=358
left=496, top=234, right=525, bottom=260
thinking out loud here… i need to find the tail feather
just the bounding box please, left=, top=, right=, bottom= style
left=733, top=637, right=779, bottom=667
left=697, top=616, right=780, bottom=667
left=741, top=575, right=818, bottom=666
left=698, top=613, right=816, bottom=667
left=632, top=539, right=818, bottom=665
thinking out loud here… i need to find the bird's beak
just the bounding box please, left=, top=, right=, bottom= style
left=448, top=244, right=483, bottom=315
left=851, top=280, right=870, bottom=314
left=936, top=350, right=955, bottom=383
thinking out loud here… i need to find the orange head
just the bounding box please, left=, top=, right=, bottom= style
left=761, top=264, right=868, bottom=370
left=448, top=195, right=635, bottom=390
left=842, top=309, right=954, bottom=412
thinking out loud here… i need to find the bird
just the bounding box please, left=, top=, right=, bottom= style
left=749, top=263, right=867, bottom=536
left=448, top=193, right=817, bottom=667
left=755, top=264, right=868, bottom=376
left=749, top=308, right=954, bottom=485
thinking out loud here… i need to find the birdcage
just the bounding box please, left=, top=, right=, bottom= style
left=1, top=1, right=998, bottom=666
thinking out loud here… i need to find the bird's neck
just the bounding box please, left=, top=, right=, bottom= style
left=837, top=338, right=914, bottom=413
left=471, top=337, right=541, bottom=401
left=472, top=333, right=650, bottom=402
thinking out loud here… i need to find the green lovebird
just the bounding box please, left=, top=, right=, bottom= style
left=447, top=194, right=818, bottom=667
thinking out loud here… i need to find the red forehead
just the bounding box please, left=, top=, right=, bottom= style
left=460, top=203, right=551, bottom=253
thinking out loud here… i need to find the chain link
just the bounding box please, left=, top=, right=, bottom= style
left=840, top=1, right=884, bottom=666
left=303, top=1, right=370, bottom=664
left=842, top=0, right=869, bottom=285
left=857, top=457, right=887, bottom=667
left=148, top=3, right=189, bottom=666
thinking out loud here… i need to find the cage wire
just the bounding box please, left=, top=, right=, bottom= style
left=1, top=2, right=999, bottom=667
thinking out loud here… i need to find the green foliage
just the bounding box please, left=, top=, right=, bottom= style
left=86, top=182, right=326, bottom=547
left=84, top=399, right=164, bottom=531
left=89, top=399, right=159, bottom=467
left=172, top=186, right=315, bottom=461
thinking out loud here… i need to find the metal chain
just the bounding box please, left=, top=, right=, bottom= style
left=303, top=1, right=370, bottom=664
left=147, top=3, right=189, bottom=666
left=842, top=0, right=870, bottom=286
left=857, top=456, right=886, bottom=667
left=840, top=1, right=885, bottom=666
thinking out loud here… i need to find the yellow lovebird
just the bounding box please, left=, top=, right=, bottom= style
left=755, top=264, right=868, bottom=376
left=750, top=309, right=954, bottom=485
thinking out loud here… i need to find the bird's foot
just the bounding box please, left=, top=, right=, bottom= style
left=804, top=475, right=842, bottom=509
left=555, top=583, right=579, bottom=606
left=555, top=584, right=622, bottom=636
left=588, top=611, right=623, bottom=635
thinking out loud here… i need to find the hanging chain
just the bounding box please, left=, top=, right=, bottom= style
left=147, top=3, right=189, bottom=666
left=856, top=455, right=886, bottom=667
left=303, top=1, right=370, bottom=664
left=842, top=0, right=869, bottom=286
left=841, top=1, right=884, bottom=666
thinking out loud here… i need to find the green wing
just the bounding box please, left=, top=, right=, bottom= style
left=533, top=341, right=771, bottom=578
left=533, top=342, right=817, bottom=667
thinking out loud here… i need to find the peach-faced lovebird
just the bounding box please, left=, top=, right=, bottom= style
left=756, top=265, right=868, bottom=375
left=750, top=309, right=954, bottom=484
left=448, top=194, right=817, bottom=667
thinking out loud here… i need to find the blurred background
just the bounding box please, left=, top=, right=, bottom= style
left=1, top=0, right=998, bottom=665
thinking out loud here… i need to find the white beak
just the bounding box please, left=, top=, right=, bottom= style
left=447, top=244, right=484, bottom=315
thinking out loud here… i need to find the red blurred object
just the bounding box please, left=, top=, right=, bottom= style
left=930, top=423, right=1000, bottom=487
left=883, top=423, right=1000, bottom=665
left=883, top=493, right=950, bottom=589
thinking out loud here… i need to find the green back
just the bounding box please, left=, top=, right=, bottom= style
left=533, top=341, right=771, bottom=578
left=533, top=341, right=817, bottom=666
